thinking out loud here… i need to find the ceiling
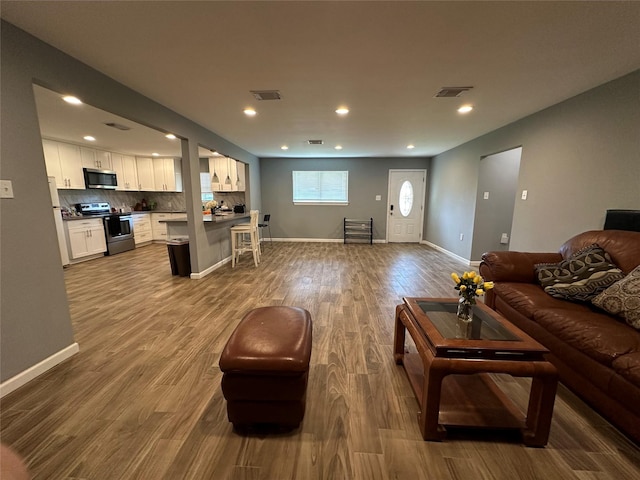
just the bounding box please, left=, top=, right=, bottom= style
left=4, top=1, right=640, bottom=159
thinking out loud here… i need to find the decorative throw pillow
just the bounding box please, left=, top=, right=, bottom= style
left=592, top=265, right=640, bottom=330
left=534, top=244, right=624, bottom=301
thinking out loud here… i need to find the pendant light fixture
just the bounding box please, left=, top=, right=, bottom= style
left=211, top=150, right=220, bottom=184
left=225, top=157, right=232, bottom=185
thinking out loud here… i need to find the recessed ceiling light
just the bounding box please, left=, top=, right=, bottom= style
left=335, top=145, right=343, bottom=150
left=281, top=145, right=289, bottom=150
left=335, top=107, right=349, bottom=115
left=244, top=108, right=257, bottom=116
left=83, top=135, right=96, bottom=142
left=458, top=105, right=474, bottom=114
left=62, top=95, right=82, bottom=105
left=165, top=133, right=176, bottom=140
left=152, top=152, right=159, bottom=157
left=407, top=144, right=415, bottom=149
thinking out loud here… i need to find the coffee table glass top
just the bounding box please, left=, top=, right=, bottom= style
left=415, top=300, right=519, bottom=341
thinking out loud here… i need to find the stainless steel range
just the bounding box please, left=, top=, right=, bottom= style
left=76, top=203, right=135, bottom=256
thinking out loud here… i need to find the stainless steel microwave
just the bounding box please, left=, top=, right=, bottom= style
left=83, top=168, right=118, bottom=189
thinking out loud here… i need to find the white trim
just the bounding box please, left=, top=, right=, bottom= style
left=190, top=256, right=231, bottom=279
left=263, top=237, right=387, bottom=244
left=422, top=240, right=472, bottom=265
left=0, top=342, right=79, bottom=398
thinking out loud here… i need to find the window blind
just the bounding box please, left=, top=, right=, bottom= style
left=292, top=171, right=349, bottom=204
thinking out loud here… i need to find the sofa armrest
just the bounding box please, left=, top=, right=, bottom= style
left=479, top=251, right=562, bottom=283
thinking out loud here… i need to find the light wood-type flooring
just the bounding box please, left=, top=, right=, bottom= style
left=1, top=242, right=639, bottom=479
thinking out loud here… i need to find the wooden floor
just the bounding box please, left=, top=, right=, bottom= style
left=1, top=242, right=639, bottom=479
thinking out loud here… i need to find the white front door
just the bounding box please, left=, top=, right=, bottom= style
left=387, top=170, right=426, bottom=243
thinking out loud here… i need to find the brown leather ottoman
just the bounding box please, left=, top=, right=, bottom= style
left=219, top=306, right=313, bottom=429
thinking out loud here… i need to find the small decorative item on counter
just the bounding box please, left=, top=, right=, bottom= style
left=141, top=198, right=148, bottom=210
left=451, top=271, right=494, bottom=338
left=204, top=200, right=218, bottom=214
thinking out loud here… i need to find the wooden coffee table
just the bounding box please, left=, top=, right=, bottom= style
left=394, top=297, right=558, bottom=447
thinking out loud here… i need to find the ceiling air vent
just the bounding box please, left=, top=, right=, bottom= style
left=434, top=86, right=473, bottom=98
left=307, top=139, right=323, bottom=145
left=104, top=122, right=131, bottom=131
left=251, top=90, right=282, bottom=101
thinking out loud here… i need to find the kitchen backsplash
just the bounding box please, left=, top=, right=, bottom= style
left=58, top=190, right=246, bottom=212
left=59, top=190, right=186, bottom=212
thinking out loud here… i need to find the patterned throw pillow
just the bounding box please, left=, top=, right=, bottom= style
left=534, top=244, right=624, bottom=301
left=592, top=265, right=640, bottom=330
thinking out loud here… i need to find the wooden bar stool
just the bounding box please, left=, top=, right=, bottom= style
left=230, top=210, right=260, bottom=267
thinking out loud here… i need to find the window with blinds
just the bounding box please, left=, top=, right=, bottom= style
left=292, top=171, right=349, bottom=205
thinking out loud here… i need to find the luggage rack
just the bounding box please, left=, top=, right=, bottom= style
left=344, top=218, right=373, bottom=244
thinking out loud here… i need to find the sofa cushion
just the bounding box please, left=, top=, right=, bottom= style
left=533, top=308, right=640, bottom=366
left=612, top=352, right=640, bottom=387
left=493, top=282, right=590, bottom=320
left=592, top=265, right=640, bottom=330
left=535, top=244, right=624, bottom=301
left=559, top=230, right=640, bottom=274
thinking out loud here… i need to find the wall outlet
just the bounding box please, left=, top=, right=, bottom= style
left=0, top=180, right=14, bottom=199
left=500, top=233, right=509, bottom=244
left=459, top=233, right=464, bottom=241
left=521, top=190, right=528, bottom=200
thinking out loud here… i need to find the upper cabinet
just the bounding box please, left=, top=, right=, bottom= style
left=111, top=153, right=139, bottom=191
left=135, top=157, right=155, bottom=191
left=80, top=147, right=112, bottom=170
left=208, top=157, right=245, bottom=192
left=152, top=158, right=182, bottom=192
left=236, top=161, right=246, bottom=192
left=42, top=139, right=85, bottom=189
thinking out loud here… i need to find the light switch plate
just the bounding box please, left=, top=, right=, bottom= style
left=483, top=191, right=489, bottom=200
left=521, top=190, right=528, bottom=200
left=0, top=180, right=14, bottom=198
left=375, top=195, right=381, bottom=201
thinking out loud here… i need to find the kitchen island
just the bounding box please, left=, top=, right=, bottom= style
left=160, top=212, right=251, bottom=278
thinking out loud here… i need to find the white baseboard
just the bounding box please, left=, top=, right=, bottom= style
left=190, top=256, right=231, bottom=279
left=266, top=238, right=386, bottom=244
left=422, top=240, right=472, bottom=266
left=0, top=342, right=79, bottom=398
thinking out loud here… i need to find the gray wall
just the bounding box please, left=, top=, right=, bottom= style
left=260, top=157, right=430, bottom=240
left=471, top=147, right=521, bottom=259
left=0, top=21, right=259, bottom=383
left=426, top=70, right=640, bottom=260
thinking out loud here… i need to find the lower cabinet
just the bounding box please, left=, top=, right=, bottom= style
left=132, top=213, right=152, bottom=245
left=65, top=218, right=106, bottom=260
left=151, top=213, right=184, bottom=241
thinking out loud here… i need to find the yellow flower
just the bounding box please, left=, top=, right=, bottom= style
left=473, top=275, right=482, bottom=284
left=451, top=272, right=460, bottom=284
left=484, top=281, right=494, bottom=290
left=468, top=271, right=476, bottom=279
left=476, top=288, right=484, bottom=296
left=462, top=272, right=470, bottom=280
left=460, top=285, right=467, bottom=291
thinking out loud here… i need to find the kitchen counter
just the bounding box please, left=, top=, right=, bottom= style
left=63, top=210, right=187, bottom=221
left=160, top=213, right=249, bottom=224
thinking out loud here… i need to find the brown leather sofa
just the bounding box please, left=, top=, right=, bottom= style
left=479, top=230, right=640, bottom=444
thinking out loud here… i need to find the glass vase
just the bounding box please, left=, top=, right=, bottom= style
left=456, top=298, right=474, bottom=339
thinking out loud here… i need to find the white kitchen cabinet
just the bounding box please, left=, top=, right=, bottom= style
left=65, top=218, right=106, bottom=260
left=132, top=213, right=152, bottom=245
left=208, top=157, right=222, bottom=192
left=153, top=158, right=182, bottom=192
left=136, top=157, right=155, bottom=191
left=80, top=147, right=112, bottom=170
left=42, top=139, right=85, bottom=189
left=151, top=213, right=184, bottom=241
left=236, top=160, right=246, bottom=192
left=210, top=156, right=235, bottom=191
left=111, top=153, right=139, bottom=191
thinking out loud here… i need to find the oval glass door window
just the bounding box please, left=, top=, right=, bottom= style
left=399, top=180, right=414, bottom=216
